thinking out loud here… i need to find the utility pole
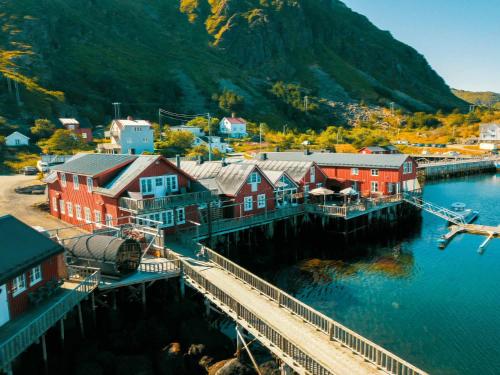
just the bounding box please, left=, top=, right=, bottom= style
left=112, top=102, right=121, bottom=119
left=259, top=123, right=263, bottom=153
left=336, top=127, right=341, bottom=144
left=304, top=95, right=309, bottom=113
left=390, top=102, right=395, bottom=115
left=283, top=123, right=287, bottom=134
left=207, top=113, right=212, bottom=162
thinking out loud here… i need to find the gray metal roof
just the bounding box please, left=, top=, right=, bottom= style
left=250, top=160, right=314, bottom=182
left=180, top=161, right=222, bottom=180
left=362, top=146, right=387, bottom=152
left=51, top=153, right=136, bottom=177
left=95, top=155, right=160, bottom=197
left=0, top=215, right=64, bottom=285
left=259, top=152, right=410, bottom=169
left=262, top=170, right=298, bottom=188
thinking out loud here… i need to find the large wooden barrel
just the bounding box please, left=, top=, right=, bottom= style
left=65, top=235, right=142, bottom=277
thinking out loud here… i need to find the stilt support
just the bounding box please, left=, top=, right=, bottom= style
left=77, top=303, right=85, bottom=338
left=141, top=283, right=147, bottom=313
left=41, top=334, right=48, bottom=375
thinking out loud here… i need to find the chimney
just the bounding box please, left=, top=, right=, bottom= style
left=231, top=112, right=236, bottom=118
left=127, top=115, right=133, bottom=120
left=175, top=154, right=181, bottom=168
left=304, top=148, right=310, bottom=155
left=196, top=155, right=204, bottom=165
left=275, top=147, right=280, bottom=152
left=259, top=153, right=267, bottom=161
left=221, top=157, right=227, bottom=167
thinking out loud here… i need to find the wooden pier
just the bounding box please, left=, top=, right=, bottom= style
left=440, top=224, right=500, bottom=250
left=417, top=156, right=498, bottom=180
left=167, top=241, right=427, bottom=375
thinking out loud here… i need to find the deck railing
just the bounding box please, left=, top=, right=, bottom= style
left=119, top=190, right=218, bottom=213
left=0, top=266, right=100, bottom=371
left=135, top=259, right=181, bottom=273
left=193, top=245, right=427, bottom=375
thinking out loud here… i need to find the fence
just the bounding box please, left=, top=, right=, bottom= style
left=191, top=245, right=427, bottom=375
left=0, top=267, right=100, bottom=371
left=134, top=259, right=181, bottom=273
left=119, top=190, right=218, bottom=213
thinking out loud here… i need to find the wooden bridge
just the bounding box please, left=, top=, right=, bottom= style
left=167, top=241, right=427, bottom=375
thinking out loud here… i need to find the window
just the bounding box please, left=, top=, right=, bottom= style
left=310, top=167, right=316, bottom=183
left=244, top=196, right=253, bottom=211
left=248, top=172, right=261, bottom=184
left=60, top=173, right=66, bottom=187
left=12, top=274, right=26, bottom=296
left=105, top=214, right=113, bottom=226
left=81, top=133, right=87, bottom=139
left=176, top=207, right=186, bottom=224
left=155, top=177, right=163, bottom=187
left=84, top=207, right=91, bottom=223
left=161, top=210, right=174, bottom=227
left=257, top=194, right=266, bottom=209
left=304, top=184, right=310, bottom=196
left=140, top=178, right=153, bottom=194
left=86, top=177, right=93, bottom=193
left=351, top=168, right=359, bottom=176
left=59, top=199, right=66, bottom=214
left=73, top=174, right=79, bottom=190
left=371, top=169, right=379, bottom=176
left=75, top=204, right=82, bottom=220
left=67, top=202, right=73, bottom=217
left=29, top=265, right=42, bottom=286
left=165, top=175, right=179, bottom=192
left=143, top=137, right=149, bottom=143
left=52, top=197, right=58, bottom=212
left=387, top=183, right=394, bottom=194
left=371, top=181, right=379, bottom=192
left=15, top=139, right=20, bottom=145
left=403, top=161, right=413, bottom=174
left=94, top=210, right=102, bottom=226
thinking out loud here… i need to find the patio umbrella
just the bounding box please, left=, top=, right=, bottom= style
left=339, top=187, right=358, bottom=195
left=309, top=187, right=334, bottom=206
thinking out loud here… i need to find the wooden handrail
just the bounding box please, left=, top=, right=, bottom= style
left=119, top=190, right=218, bottom=213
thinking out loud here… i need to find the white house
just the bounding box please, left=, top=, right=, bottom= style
left=170, top=126, right=204, bottom=137
left=99, top=117, right=154, bottom=154
left=193, top=136, right=232, bottom=153
left=480, top=123, right=500, bottom=143
left=5, top=131, right=29, bottom=147
left=219, top=117, right=247, bottom=138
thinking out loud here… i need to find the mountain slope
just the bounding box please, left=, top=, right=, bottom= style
left=0, top=0, right=467, bottom=128
left=452, top=89, right=500, bottom=108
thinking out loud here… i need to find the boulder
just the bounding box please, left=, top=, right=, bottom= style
left=212, top=358, right=256, bottom=375
left=157, top=343, right=185, bottom=375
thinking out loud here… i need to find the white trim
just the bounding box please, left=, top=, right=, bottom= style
left=94, top=210, right=102, bottom=227
left=29, top=265, right=42, bottom=286
left=243, top=196, right=253, bottom=211
left=351, top=168, right=359, bottom=176
left=86, top=177, right=93, bottom=192
left=52, top=197, right=58, bottom=212
left=72, top=174, right=79, bottom=190
left=84, top=207, right=91, bottom=223
left=59, top=199, right=65, bottom=214
left=75, top=204, right=82, bottom=221
left=257, top=194, right=266, bottom=209
left=176, top=207, right=186, bottom=224
left=60, top=173, right=66, bottom=187
left=371, top=181, right=379, bottom=192
left=67, top=201, right=73, bottom=217
left=371, top=169, right=379, bottom=176
left=12, top=274, right=26, bottom=297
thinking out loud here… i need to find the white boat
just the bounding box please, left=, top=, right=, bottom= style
left=495, top=161, right=500, bottom=170
left=450, top=202, right=479, bottom=224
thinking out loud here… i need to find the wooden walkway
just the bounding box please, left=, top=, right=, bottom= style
left=168, top=241, right=427, bottom=375
left=440, top=224, right=500, bottom=249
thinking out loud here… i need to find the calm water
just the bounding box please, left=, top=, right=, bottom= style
left=264, top=174, right=500, bottom=374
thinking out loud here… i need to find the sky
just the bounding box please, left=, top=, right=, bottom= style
left=342, top=0, right=500, bottom=93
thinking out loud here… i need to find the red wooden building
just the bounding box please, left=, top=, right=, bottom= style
left=45, top=154, right=209, bottom=234
left=259, top=152, right=419, bottom=197
left=59, top=118, right=93, bottom=143
left=0, top=215, right=65, bottom=325
left=180, top=160, right=276, bottom=218
left=359, top=146, right=400, bottom=155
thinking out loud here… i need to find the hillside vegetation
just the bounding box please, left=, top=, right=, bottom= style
left=452, top=89, right=500, bottom=109
left=0, top=0, right=466, bottom=130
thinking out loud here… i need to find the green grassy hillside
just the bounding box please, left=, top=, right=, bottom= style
left=0, top=0, right=467, bottom=130
left=452, top=89, right=500, bottom=108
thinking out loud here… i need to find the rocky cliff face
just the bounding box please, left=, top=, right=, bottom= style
left=1, top=0, right=466, bottom=127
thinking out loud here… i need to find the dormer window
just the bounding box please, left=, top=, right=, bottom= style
left=60, top=172, right=66, bottom=187
left=73, top=174, right=79, bottom=190
left=248, top=171, right=261, bottom=192
left=87, top=177, right=93, bottom=192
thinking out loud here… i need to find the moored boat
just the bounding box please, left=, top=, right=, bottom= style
left=449, top=202, right=479, bottom=224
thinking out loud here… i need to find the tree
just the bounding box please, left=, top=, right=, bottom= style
left=151, top=122, right=161, bottom=140
left=39, top=129, right=87, bottom=154
left=186, top=145, right=222, bottom=160
left=155, top=129, right=194, bottom=157
left=185, top=116, right=219, bottom=134
left=31, top=119, right=56, bottom=139
left=213, top=90, right=244, bottom=113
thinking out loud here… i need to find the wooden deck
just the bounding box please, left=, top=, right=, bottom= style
left=439, top=224, right=500, bottom=249
left=168, top=241, right=427, bottom=375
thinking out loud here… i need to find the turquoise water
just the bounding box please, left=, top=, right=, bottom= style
left=267, top=174, right=500, bottom=374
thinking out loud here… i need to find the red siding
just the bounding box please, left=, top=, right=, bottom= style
left=7, top=255, right=63, bottom=319
left=230, top=168, right=276, bottom=217
left=299, top=164, right=327, bottom=192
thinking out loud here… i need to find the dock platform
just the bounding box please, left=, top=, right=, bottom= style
left=439, top=224, right=500, bottom=249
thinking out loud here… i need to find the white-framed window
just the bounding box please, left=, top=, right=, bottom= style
left=160, top=210, right=174, bottom=227
left=75, top=204, right=82, bottom=220
left=403, top=161, right=413, bottom=174
left=310, top=166, right=316, bottom=183
left=165, top=175, right=179, bottom=192
left=351, top=168, right=359, bottom=176
left=52, top=197, right=58, bottom=212
left=59, top=199, right=66, bottom=214
left=105, top=214, right=113, bottom=226
left=248, top=172, right=261, bottom=184
left=67, top=202, right=73, bottom=217
left=176, top=207, right=186, bottom=224
left=371, top=169, right=379, bottom=176
left=140, top=178, right=153, bottom=194
left=243, top=196, right=253, bottom=211
left=29, top=265, right=42, bottom=286
left=387, top=183, right=394, bottom=194
left=81, top=132, right=87, bottom=139
left=60, top=173, right=66, bottom=187
left=257, top=194, right=266, bottom=209
left=86, top=177, right=93, bottom=192
left=73, top=174, right=79, bottom=190
left=371, top=181, right=379, bottom=192
left=12, top=274, right=26, bottom=296
left=84, top=207, right=91, bottom=223
left=155, top=177, right=163, bottom=187
left=143, top=137, right=149, bottom=143
left=94, top=210, right=102, bottom=226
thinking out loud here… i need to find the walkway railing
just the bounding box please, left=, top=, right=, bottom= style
left=0, top=266, right=100, bottom=371
left=119, top=190, right=218, bottom=213
left=136, top=259, right=181, bottom=273
left=189, top=245, right=427, bottom=375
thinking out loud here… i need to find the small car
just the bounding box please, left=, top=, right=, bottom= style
left=21, top=166, right=38, bottom=175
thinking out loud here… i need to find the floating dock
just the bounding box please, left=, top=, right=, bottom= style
left=439, top=224, right=500, bottom=250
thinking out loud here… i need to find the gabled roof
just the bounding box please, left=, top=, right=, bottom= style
left=0, top=215, right=64, bottom=285
left=259, top=152, right=411, bottom=169
left=113, top=119, right=151, bottom=129
left=180, top=161, right=223, bottom=180
left=250, top=159, right=317, bottom=182
left=262, top=170, right=298, bottom=188
left=222, top=117, right=246, bottom=124
left=6, top=131, right=30, bottom=140
left=360, top=146, right=387, bottom=152
left=59, top=118, right=79, bottom=126
left=51, top=153, right=136, bottom=177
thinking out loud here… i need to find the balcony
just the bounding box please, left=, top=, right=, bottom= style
left=119, top=190, right=219, bottom=214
